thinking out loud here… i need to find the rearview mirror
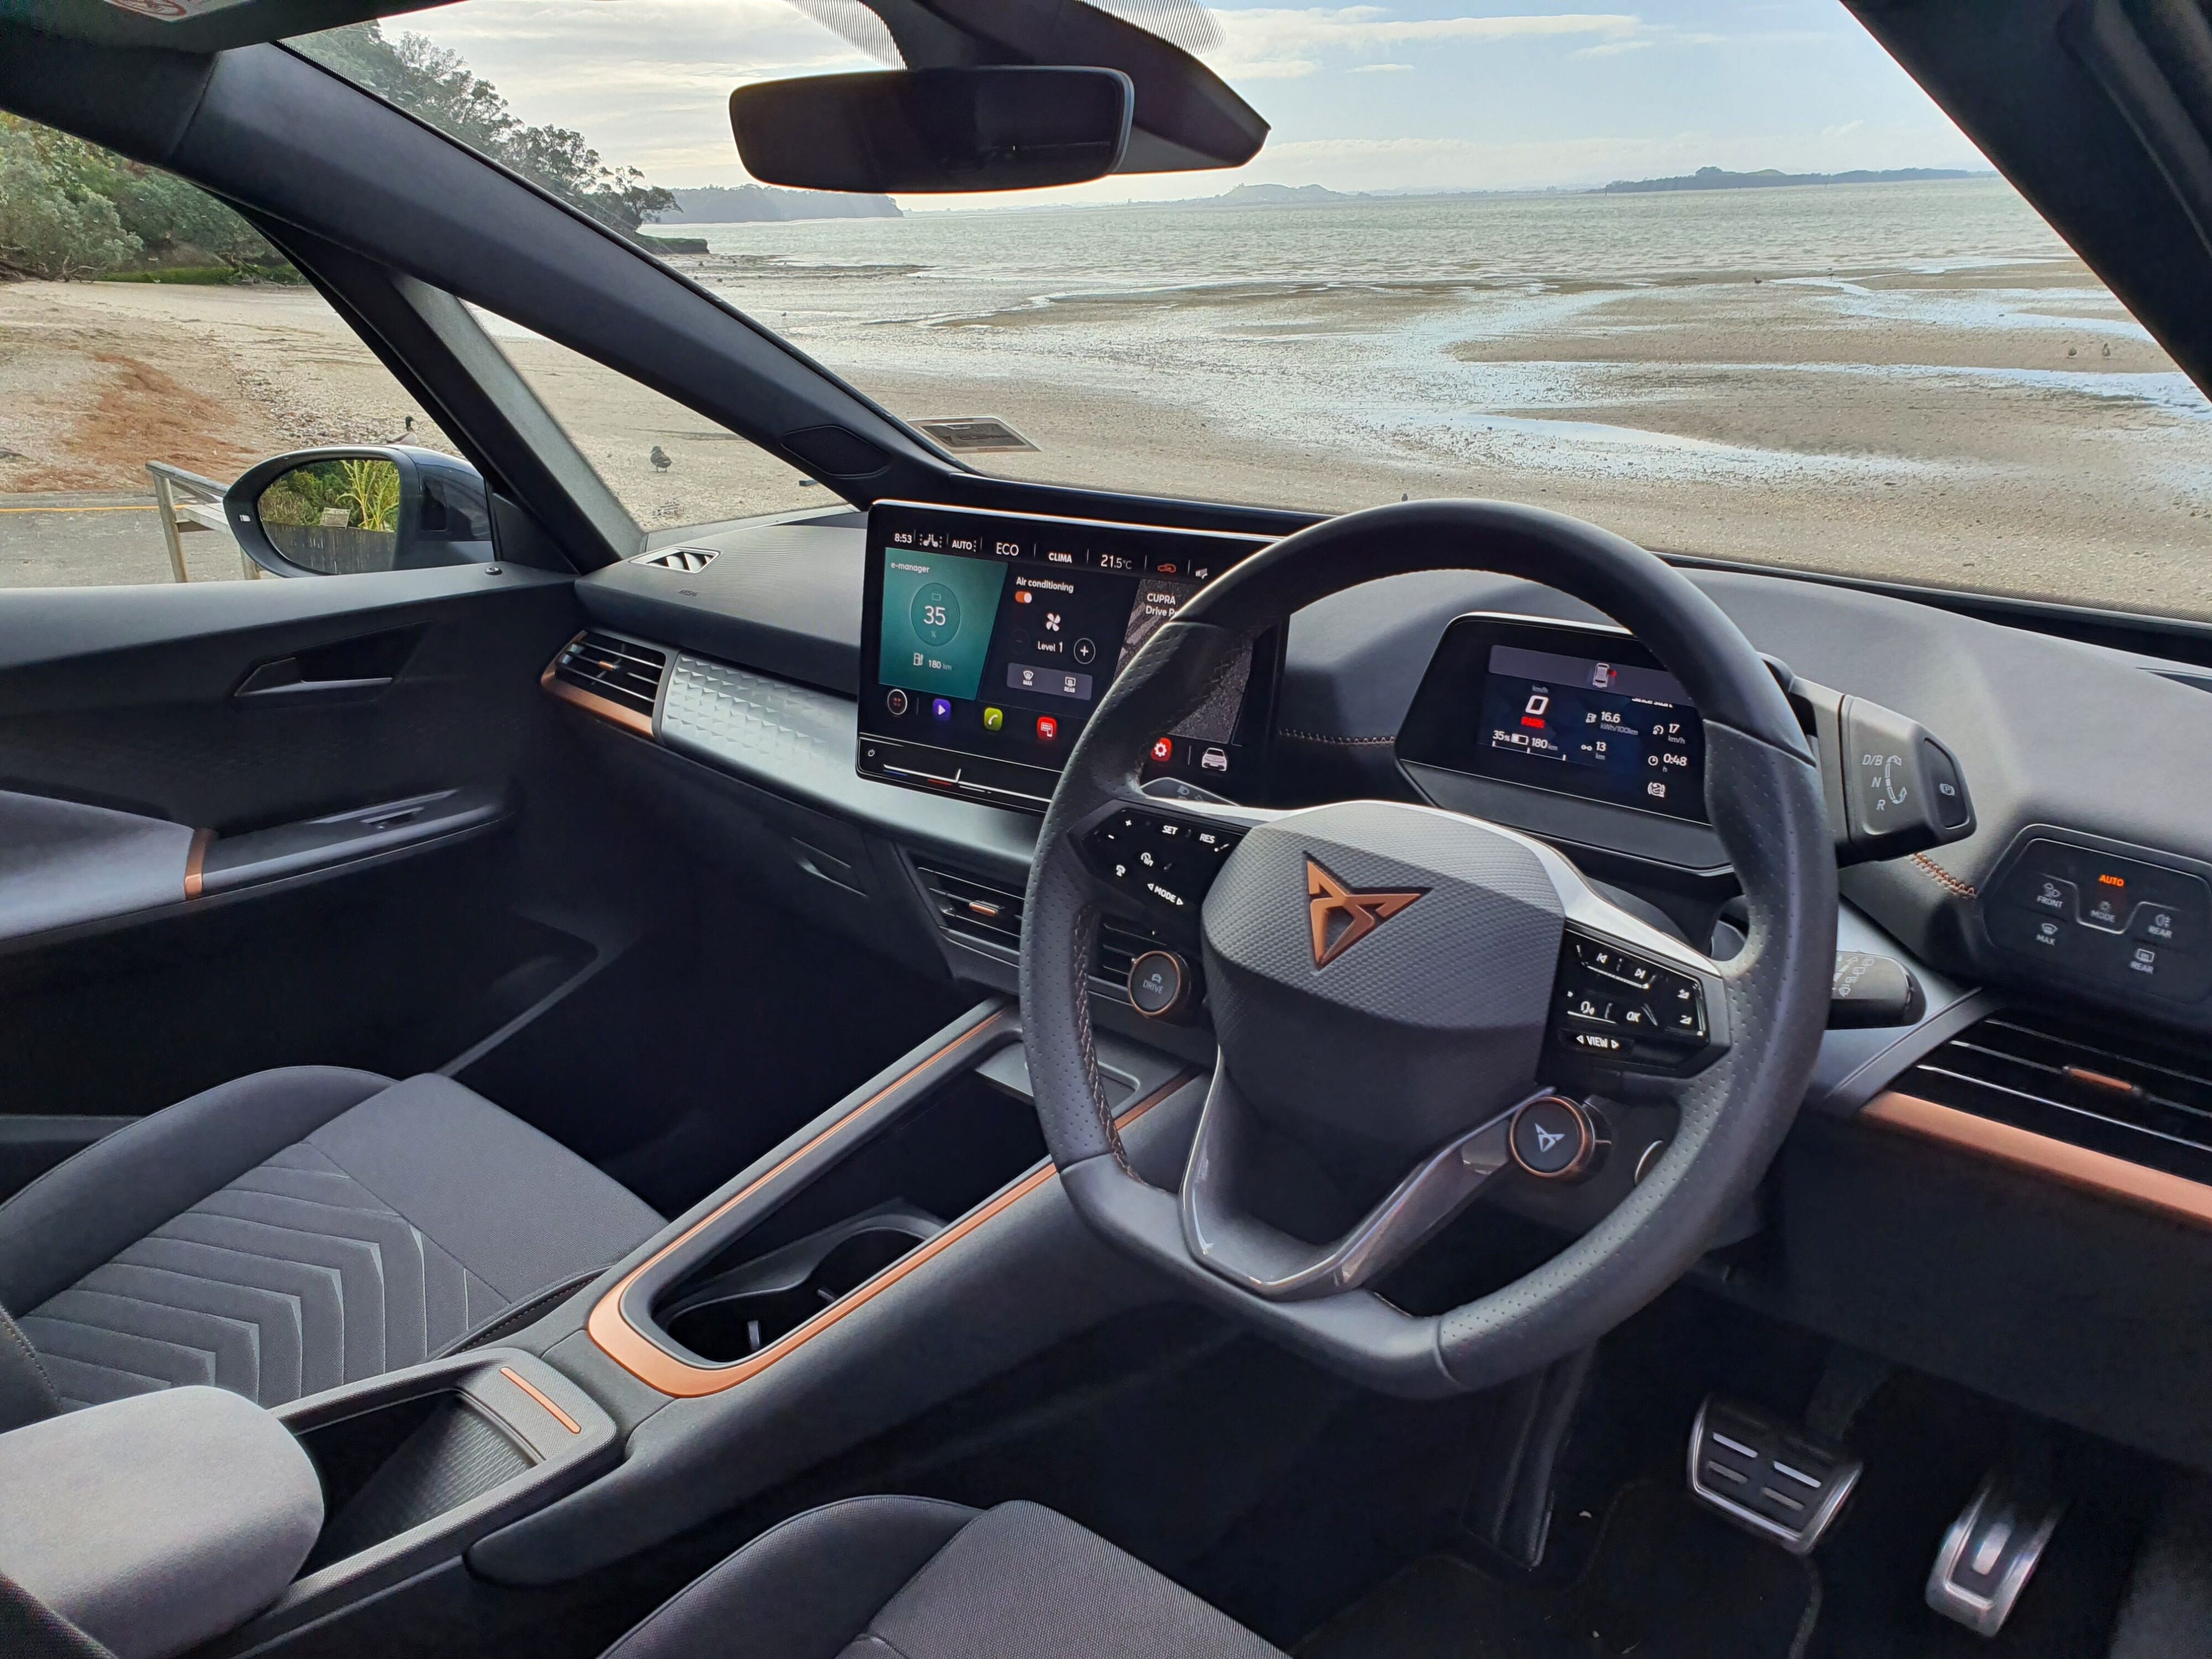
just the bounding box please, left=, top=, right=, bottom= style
left=729, top=67, right=1133, bottom=194
left=225, top=446, right=494, bottom=577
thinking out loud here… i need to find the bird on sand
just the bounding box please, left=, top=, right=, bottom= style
left=650, top=445, right=672, bottom=472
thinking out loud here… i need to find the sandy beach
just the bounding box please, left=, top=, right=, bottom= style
left=4, top=181, right=2209, bottom=615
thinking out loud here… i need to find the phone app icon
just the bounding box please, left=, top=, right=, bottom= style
left=982, top=707, right=1004, bottom=732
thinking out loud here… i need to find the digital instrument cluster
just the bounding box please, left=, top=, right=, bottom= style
left=857, top=501, right=1277, bottom=810
left=1398, top=615, right=1710, bottom=823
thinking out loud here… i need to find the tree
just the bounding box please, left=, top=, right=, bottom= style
left=0, top=111, right=288, bottom=279
left=300, top=24, right=676, bottom=235
left=0, top=117, right=140, bottom=279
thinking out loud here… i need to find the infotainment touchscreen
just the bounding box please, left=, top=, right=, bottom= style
left=1395, top=615, right=1709, bottom=822
left=857, top=502, right=1276, bottom=810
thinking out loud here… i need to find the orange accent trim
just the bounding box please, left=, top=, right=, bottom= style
left=587, top=1013, right=1013, bottom=1390
left=1306, top=857, right=1425, bottom=967
left=590, top=1056, right=1193, bottom=1398
left=1861, top=1090, right=2212, bottom=1229
left=2062, top=1066, right=2139, bottom=1096
left=540, top=634, right=655, bottom=739
left=498, top=1365, right=581, bottom=1434
left=184, top=828, right=213, bottom=900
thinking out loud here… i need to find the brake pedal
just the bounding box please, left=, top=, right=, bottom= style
left=1927, top=1469, right=2065, bottom=1637
left=1687, top=1394, right=1863, bottom=1555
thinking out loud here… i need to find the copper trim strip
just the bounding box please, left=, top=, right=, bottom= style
left=587, top=1011, right=1013, bottom=1389
left=540, top=634, right=655, bottom=739
left=498, top=1365, right=581, bottom=1434
left=1860, top=1090, right=2212, bottom=1229
left=2061, top=1065, right=2140, bottom=1097
left=591, top=1056, right=1193, bottom=1398
left=184, top=828, right=213, bottom=900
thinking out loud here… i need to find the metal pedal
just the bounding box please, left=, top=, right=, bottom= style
left=1927, top=1469, right=2065, bottom=1637
left=1687, top=1394, right=1863, bottom=1555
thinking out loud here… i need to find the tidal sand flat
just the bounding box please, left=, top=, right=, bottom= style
left=5, top=179, right=2209, bottom=614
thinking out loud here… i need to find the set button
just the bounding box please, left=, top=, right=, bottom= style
left=1084, top=810, right=1243, bottom=919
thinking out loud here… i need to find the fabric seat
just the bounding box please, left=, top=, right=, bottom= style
left=601, top=1496, right=1285, bottom=1659
left=0, top=1067, right=661, bottom=1429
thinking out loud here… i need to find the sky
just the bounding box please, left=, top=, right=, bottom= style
left=378, top=0, right=1991, bottom=207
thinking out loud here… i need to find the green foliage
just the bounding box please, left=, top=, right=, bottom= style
left=258, top=458, right=400, bottom=530
left=0, top=111, right=290, bottom=281
left=0, top=114, right=140, bottom=279
left=300, top=24, right=677, bottom=235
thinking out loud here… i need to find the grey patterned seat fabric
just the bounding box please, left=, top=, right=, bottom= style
left=0, top=1068, right=661, bottom=1423
left=601, top=1496, right=1286, bottom=1659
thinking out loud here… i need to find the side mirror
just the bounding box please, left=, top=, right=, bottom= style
left=730, top=67, right=1132, bottom=194
left=225, top=447, right=494, bottom=578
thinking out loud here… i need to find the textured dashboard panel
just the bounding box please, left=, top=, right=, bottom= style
left=659, top=652, right=851, bottom=774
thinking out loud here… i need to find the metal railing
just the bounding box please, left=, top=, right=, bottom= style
left=146, top=462, right=258, bottom=582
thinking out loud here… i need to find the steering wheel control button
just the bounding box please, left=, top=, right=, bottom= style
left=1084, top=810, right=1244, bottom=924
left=1509, top=1095, right=1605, bottom=1182
left=1688, top=1396, right=1863, bottom=1557
left=1554, top=930, right=1712, bottom=1069
left=1126, top=950, right=1192, bottom=1020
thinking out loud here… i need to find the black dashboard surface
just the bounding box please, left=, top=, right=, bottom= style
left=576, top=507, right=2212, bottom=1043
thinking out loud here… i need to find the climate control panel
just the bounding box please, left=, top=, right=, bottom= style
left=1983, top=832, right=2211, bottom=1004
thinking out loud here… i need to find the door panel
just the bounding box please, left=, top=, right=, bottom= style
left=0, top=568, right=594, bottom=1183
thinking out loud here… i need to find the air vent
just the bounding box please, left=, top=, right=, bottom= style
left=637, top=546, right=717, bottom=573
left=1899, top=1009, right=2212, bottom=1185
left=914, top=865, right=1160, bottom=989
left=551, top=632, right=667, bottom=718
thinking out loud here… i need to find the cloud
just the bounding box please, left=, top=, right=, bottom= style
left=1349, top=60, right=1414, bottom=70
left=1209, top=7, right=1644, bottom=79
left=1573, top=37, right=1653, bottom=55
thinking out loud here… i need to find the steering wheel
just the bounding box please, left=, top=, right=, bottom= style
left=1019, top=500, right=1837, bottom=1396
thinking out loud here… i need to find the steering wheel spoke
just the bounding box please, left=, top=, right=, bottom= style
left=1180, top=1054, right=1537, bottom=1300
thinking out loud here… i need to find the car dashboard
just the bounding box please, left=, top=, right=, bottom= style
left=538, top=497, right=2212, bottom=1464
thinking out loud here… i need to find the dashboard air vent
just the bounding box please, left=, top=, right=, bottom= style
left=1898, top=1009, right=2212, bottom=1185
left=551, top=632, right=667, bottom=719
left=914, top=864, right=1161, bottom=988
left=638, top=546, right=717, bottom=573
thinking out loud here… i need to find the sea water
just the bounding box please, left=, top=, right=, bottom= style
left=666, top=180, right=2201, bottom=486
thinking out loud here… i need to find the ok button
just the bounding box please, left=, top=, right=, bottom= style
left=1510, top=1095, right=1606, bottom=1182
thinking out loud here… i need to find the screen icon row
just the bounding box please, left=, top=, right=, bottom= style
left=885, top=688, right=1057, bottom=742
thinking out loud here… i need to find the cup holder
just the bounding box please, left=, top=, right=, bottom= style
left=657, top=1204, right=943, bottom=1363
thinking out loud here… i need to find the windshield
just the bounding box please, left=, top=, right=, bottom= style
left=295, top=1, right=2212, bottom=619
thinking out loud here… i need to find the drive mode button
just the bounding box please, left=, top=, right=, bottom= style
left=1510, top=1095, right=1605, bottom=1182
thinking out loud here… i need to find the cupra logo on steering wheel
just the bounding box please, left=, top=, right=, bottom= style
left=1306, top=858, right=1426, bottom=967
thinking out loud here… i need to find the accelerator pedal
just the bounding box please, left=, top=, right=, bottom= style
left=1687, top=1394, right=1863, bottom=1556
